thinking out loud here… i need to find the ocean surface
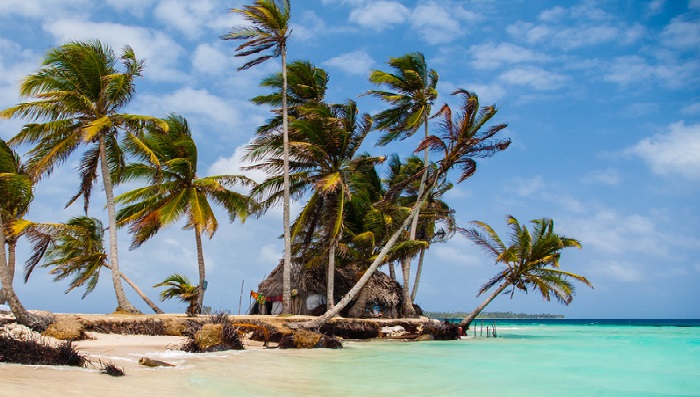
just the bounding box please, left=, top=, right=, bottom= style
left=2, top=319, right=699, bottom=396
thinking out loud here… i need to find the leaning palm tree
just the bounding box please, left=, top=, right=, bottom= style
left=300, top=89, right=511, bottom=328
left=154, top=274, right=199, bottom=316
left=22, top=216, right=163, bottom=313
left=222, top=0, right=294, bottom=314
left=116, top=114, right=253, bottom=314
left=365, top=52, right=439, bottom=317
left=0, top=139, right=48, bottom=329
left=458, top=216, right=593, bottom=329
left=1, top=40, right=167, bottom=314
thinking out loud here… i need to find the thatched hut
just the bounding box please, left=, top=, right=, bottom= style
left=250, top=262, right=405, bottom=318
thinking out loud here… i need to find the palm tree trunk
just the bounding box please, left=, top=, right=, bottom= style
left=281, top=44, right=292, bottom=315
left=458, top=283, right=509, bottom=330
left=400, top=115, right=431, bottom=318
left=326, top=238, right=336, bottom=311
left=300, top=175, right=440, bottom=329
left=0, top=217, right=47, bottom=329
left=410, top=248, right=426, bottom=302
left=119, top=273, right=164, bottom=314
left=388, top=262, right=396, bottom=281
left=195, top=230, right=206, bottom=315
left=99, top=135, right=140, bottom=314
left=0, top=238, right=16, bottom=305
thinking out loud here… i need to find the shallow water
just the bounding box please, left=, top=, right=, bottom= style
left=2, top=320, right=699, bottom=396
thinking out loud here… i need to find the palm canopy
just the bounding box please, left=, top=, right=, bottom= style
left=116, top=114, right=254, bottom=248
left=464, top=216, right=591, bottom=302
left=222, top=0, right=291, bottom=70
left=0, top=140, right=33, bottom=237
left=153, top=273, right=199, bottom=316
left=1, top=40, right=166, bottom=210
left=365, top=52, right=438, bottom=146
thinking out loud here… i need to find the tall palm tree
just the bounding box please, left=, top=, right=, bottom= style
left=248, top=100, right=381, bottom=311
left=116, top=114, right=253, bottom=314
left=0, top=140, right=31, bottom=306
left=154, top=274, right=199, bottom=316
left=22, top=216, right=163, bottom=313
left=365, top=52, right=438, bottom=317
left=301, top=89, right=510, bottom=328
left=1, top=40, right=167, bottom=314
left=222, top=0, right=293, bottom=314
left=0, top=139, right=48, bottom=329
left=458, top=216, right=592, bottom=329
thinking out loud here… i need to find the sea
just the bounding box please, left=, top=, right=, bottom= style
left=2, top=319, right=699, bottom=396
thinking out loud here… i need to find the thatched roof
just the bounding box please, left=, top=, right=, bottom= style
left=257, top=262, right=402, bottom=308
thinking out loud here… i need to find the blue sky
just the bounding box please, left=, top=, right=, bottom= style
left=1, top=0, right=698, bottom=318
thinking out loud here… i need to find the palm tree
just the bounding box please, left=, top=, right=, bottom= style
left=22, top=216, right=163, bottom=313
left=300, top=89, right=510, bottom=328
left=365, top=52, right=439, bottom=317
left=153, top=274, right=199, bottom=316
left=0, top=140, right=31, bottom=306
left=458, top=216, right=592, bottom=329
left=248, top=100, right=381, bottom=311
left=1, top=40, right=167, bottom=314
left=222, top=0, right=293, bottom=314
left=0, top=139, right=48, bottom=329
left=116, top=114, right=253, bottom=314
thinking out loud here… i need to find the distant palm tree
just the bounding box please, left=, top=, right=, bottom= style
left=116, top=114, right=253, bottom=314
left=458, top=216, right=592, bottom=329
left=0, top=139, right=47, bottom=329
left=154, top=273, right=199, bottom=316
left=22, top=216, right=163, bottom=313
left=366, top=52, right=439, bottom=317
left=222, top=0, right=294, bottom=314
left=1, top=40, right=167, bottom=314
left=301, top=89, right=510, bottom=328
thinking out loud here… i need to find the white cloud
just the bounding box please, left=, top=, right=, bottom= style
left=43, top=20, right=186, bottom=82
left=154, top=0, right=219, bottom=39
left=593, top=260, right=645, bottom=282
left=681, top=103, right=700, bottom=115
left=105, top=0, right=156, bottom=17
left=432, top=243, right=483, bottom=269
left=192, top=43, right=235, bottom=75
left=499, top=66, right=567, bottom=90
left=565, top=211, right=661, bottom=255
left=582, top=169, right=620, bottom=185
left=0, top=0, right=91, bottom=19
left=661, top=18, right=700, bottom=50
left=208, top=141, right=268, bottom=184
left=626, top=121, right=700, bottom=180
left=258, top=244, right=282, bottom=265
left=322, top=50, right=374, bottom=76
left=470, top=42, right=549, bottom=70
left=513, top=176, right=544, bottom=197
left=349, top=1, right=409, bottom=31
left=645, top=0, right=666, bottom=16
left=410, top=2, right=477, bottom=45
left=604, top=55, right=700, bottom=89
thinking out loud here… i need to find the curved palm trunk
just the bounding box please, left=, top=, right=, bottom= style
left=99, top=135, right=140, bottom=314
left=458, top=282, right=509, bottom=330
left=0, top=218, right=46, bottom=329
left=119, top=273, right=164, bottom=314
left=195, top=230, right=206, bottom=315
left=300, top=175, right=439, bottom=329
left=410, top=248, right=426, bottom=302
left=281, top=45, right=292, bottom=315
left=400, top=116, right=431, bottom=318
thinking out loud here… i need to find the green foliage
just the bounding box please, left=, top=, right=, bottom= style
left=425, top=311, right=564, bottom=319
left=154, top=273, right=199, bottom=316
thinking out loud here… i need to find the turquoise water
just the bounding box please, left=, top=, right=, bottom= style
left=189, top=320, right=700, bottom=396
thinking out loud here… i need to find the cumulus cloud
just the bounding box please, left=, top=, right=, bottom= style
left=470, top=42, right=549, bottom=70
left=154, top=0, right=219, bottom=39
left=348, top=1, right=409, bottom=31
left=0, top=0, right=91, bottom=19
left=681, top=103, right=700, bottom=115
left=604, top=55, right=700, bottom=89
left=208, top=141, right=268, bottom=184
left=565, top=211, right=661, bottom=255
left=661, top=18, right=700, bottom=51
left=432, top=243, right=483, bottom=269
left=592, top=260, right=645, bottom=282
left=499, top=66, right=567, bottom=90
left=43, top=20, right=186, bottom=82
left=192, top=43, right=235, bottom=75
left=626, top=121, right=700, bottom=180
left=410, top=2, right=477, bottom=45
left=105, top=0, right=156, bottom=17
left=322, top=50, right=374, bottom=75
